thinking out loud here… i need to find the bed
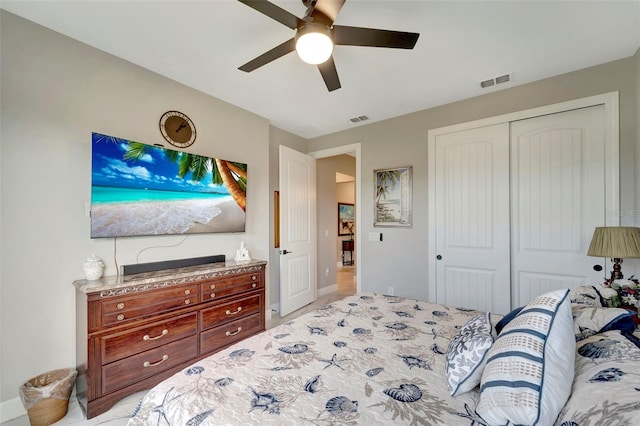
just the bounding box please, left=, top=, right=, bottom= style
left=127, top=289, right=640, bottom=425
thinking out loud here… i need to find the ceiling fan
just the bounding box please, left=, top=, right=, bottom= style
left=237, top=0, right=420, bottom=92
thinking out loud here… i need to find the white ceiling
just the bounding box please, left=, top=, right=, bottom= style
left=2, top=1, right=639, bottom=139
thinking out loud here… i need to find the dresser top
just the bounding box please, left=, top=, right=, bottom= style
left=73, top=259, right=267, bottom=295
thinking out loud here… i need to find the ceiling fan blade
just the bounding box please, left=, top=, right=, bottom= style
left=317, top=56, right=341, bottom=92
left=239, top=38, right=296, bottom=72
left=311, top=0, right=346, bottom=25
left=333, top=25, right=419, bottom=49
left=237, top=0, right=303, bottom=30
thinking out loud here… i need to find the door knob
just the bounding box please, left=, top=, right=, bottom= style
left=436, top=255, right=442, bottom=260
left=281, top=250, right=293, bottom=255
left=593, top=264, right=603, bottom=272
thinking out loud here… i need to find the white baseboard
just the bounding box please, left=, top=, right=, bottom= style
left=270, top=284, right=337, bottom=318
left=1, top=397, right=26, bottom=423
left=319, top=284, right=337, bottom=296
left=270, top=303, right=280, bottom=316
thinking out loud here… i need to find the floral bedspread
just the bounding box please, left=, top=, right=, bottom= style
left=127, top=293, right=487, bottom=425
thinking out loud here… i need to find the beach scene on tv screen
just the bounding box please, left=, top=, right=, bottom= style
left=90, top=132, right=247, bottom=238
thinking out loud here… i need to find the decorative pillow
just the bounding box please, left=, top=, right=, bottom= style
left=572, top=306, right=636, bottom=341
left=445, top=312, right=495, bottom=396
left=570, top=285, right=606, bottom=308
left=476, top=288, right=575, bottom=426
left=495, top=306, right=523, bottom=335
left=556, top=330, right=640, bottom=424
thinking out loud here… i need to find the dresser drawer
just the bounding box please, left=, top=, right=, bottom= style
left=200, top=293, right=262, bottom=330
left=101, top=335, right=197, bottom=394
left=200, top=313, right=264, bottom=354
left=101, top=313, right=197, bottom=364
left=101, top=285, right=199, bottom=327
left=201, top=272, right=262, bottom=301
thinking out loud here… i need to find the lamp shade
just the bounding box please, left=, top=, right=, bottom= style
left=587, top=226, right=640, bottom=258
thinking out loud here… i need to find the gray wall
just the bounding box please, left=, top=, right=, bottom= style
left=0, top=11, right=271, bottom=409
left=308, top=54, right=639, bottom=302
left=316, top=155, right=356, bottom=290
left=637, top=47, right=640, bottom=229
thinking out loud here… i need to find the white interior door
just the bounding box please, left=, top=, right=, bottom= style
left=511, top=105, right=607, bottom=305
left=279, top=145, right=317, bottom=317
left=434, top=123, right=512, bottom=314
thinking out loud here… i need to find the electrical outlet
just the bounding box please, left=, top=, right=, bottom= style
left=388, top=286, right=394, bottom=296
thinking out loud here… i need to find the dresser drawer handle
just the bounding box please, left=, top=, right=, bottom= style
left=143, top=329, right=168, bottom=341
left=252, top=283, right=257, bottom=288
left=251, top=275, right=257, bottom=281
left=143, top=355, right=168, bottom=368
left=117, top=303, right=125, bottom=309
left=116, top=314, right=125, bottom=321
left=210, top=293, right=216, bottom=299
left=184, top=299, right=191, bottom=305
left=210, top=284, right=216, bottom=290
left=226, top=306, right=243, bottom=316
left=226, top=327, right=242, bottom=336
left=184, top=289, right=191, bottom=295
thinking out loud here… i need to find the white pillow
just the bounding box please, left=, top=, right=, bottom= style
left=476, top=288, right=575, bottom=426
left=445, top=312, right=495, bottom=396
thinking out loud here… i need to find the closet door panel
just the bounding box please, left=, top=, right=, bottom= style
left=434, top=123, right=511, bottom=314
left=511, top=105, right=606, bottom=306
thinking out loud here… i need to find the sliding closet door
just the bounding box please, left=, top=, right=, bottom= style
left=434, top=123, right=512, bottom=314
left=510, top=105, right=606, bottom=306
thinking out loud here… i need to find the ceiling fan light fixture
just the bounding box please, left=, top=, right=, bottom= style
left=295, top=24, right=334, bottom=65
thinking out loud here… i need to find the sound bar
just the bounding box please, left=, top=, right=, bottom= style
left=121, top=254, right=226, bottom=276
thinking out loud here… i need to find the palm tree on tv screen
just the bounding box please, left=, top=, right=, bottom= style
left=124, top=141, right=247, bottom=211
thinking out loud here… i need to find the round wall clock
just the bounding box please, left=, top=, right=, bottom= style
left=159, top=110, right=196, bottom=148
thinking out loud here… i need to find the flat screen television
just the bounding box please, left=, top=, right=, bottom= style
left=90, top=132, right=247, bottom=238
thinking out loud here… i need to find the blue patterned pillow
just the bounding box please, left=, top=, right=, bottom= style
left=445, top=312, right=495, bottom=396
left=573, top=306, right=636, bottom=341
left=476, top=288, right=575, bottom=425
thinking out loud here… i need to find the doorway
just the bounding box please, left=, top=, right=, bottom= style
left=309, top=143, right=362, bottom=296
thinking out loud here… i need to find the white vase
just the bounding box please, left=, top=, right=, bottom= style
left=83, top=254, right=105, bottom=281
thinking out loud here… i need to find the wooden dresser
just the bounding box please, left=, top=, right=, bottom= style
left=73, top=260, right=267, bottom=419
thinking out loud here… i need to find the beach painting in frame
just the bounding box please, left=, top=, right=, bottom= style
left=338, top=202, right=355, bottom=236
left=374, top=166, right=412, bottom=227
left=90, top=132, right=246, bottom=238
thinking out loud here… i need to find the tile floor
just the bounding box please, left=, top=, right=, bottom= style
left=4, top=267, right=355, bottom=425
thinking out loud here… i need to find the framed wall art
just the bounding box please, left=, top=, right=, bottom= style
left=374, top=166, right=412, bottom=227
left=338, top=202, right=355, bottom=236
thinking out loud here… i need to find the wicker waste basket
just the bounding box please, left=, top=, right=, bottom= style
left=19, top=368, right=77, bottom=426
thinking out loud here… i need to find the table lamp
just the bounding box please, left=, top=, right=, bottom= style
left=587, top=226, right=640, bottom=283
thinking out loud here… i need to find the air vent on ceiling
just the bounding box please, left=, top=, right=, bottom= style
left=480, top=79, right=495, bottom=88
left=350, top=115, right=369, bottom=123
left=480, top=73, right=512, bottom=89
